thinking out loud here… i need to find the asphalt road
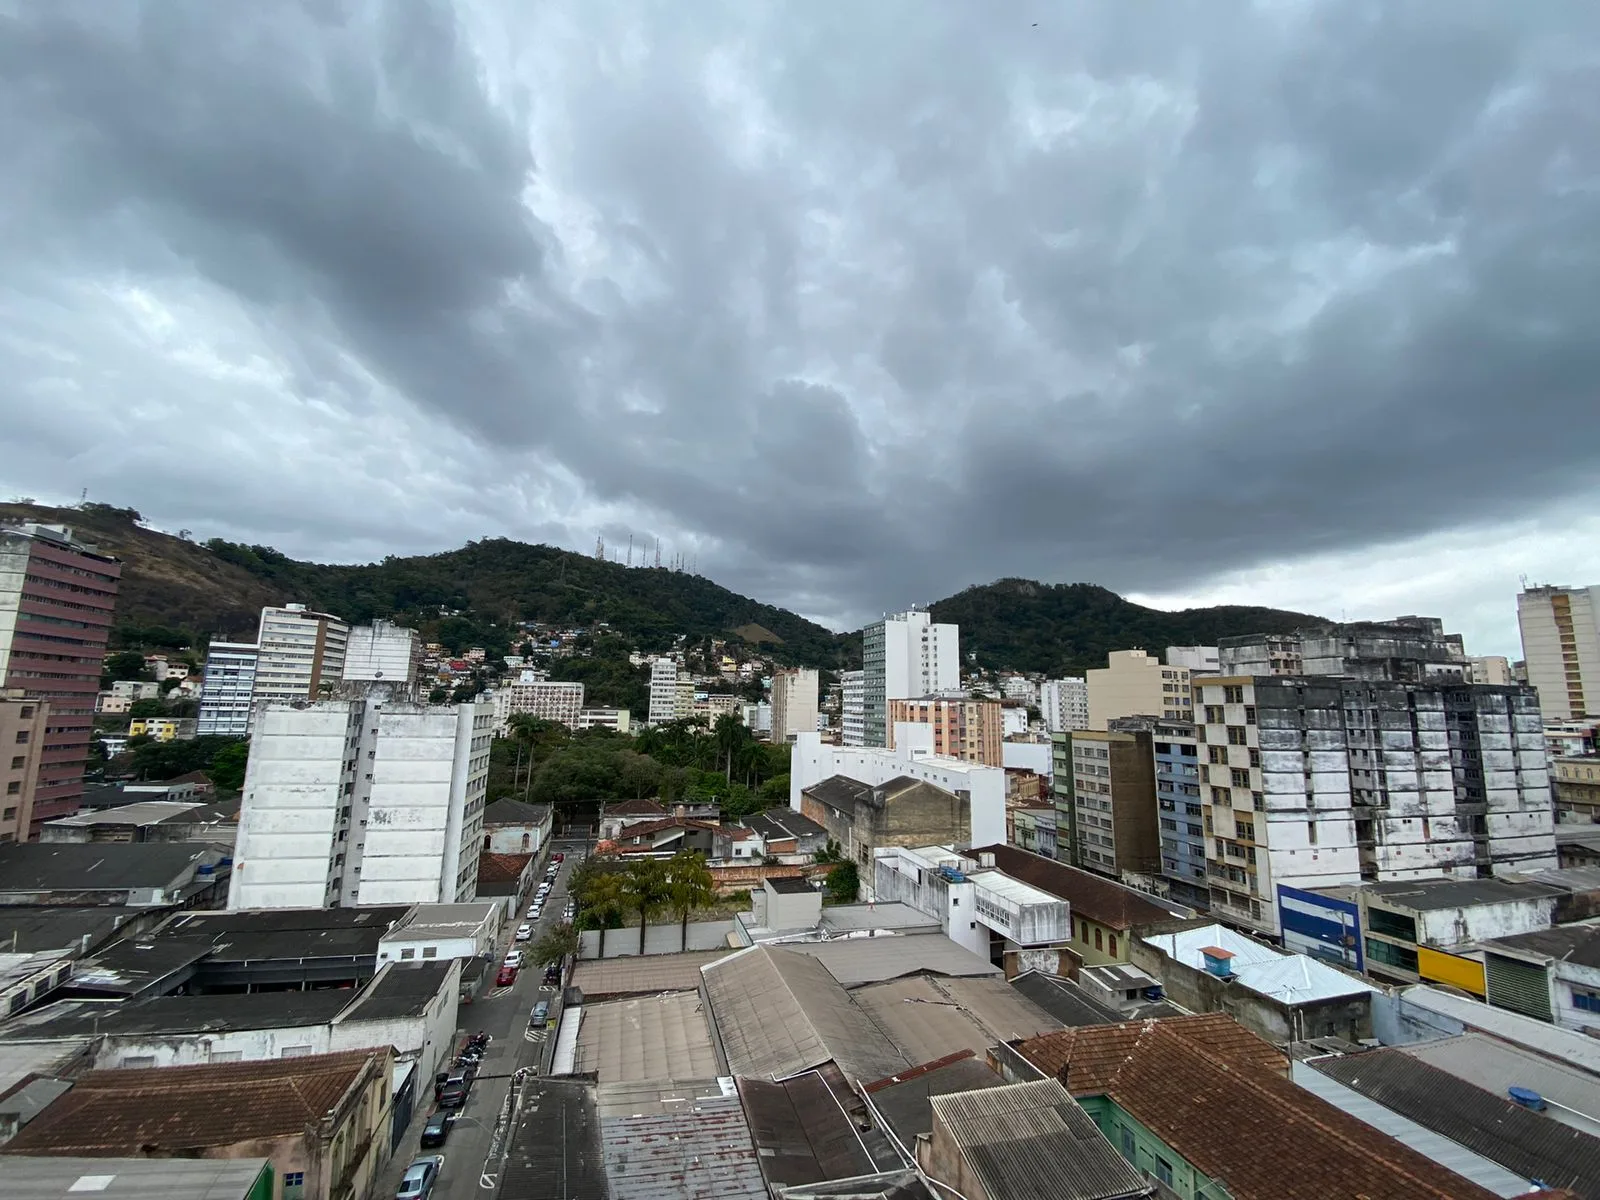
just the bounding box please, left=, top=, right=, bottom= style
left=376, top=834, right=590, bottom=1200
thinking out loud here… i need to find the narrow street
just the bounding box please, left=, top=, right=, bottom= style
left=376, top=833, right=589, bottom=1200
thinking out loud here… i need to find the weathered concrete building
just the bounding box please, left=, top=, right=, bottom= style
left=481, top=797, right=552, bottom=855
left=801, top=775, right=971, bottom=874
left=1194, top=676, right=1557, bottom=938
left=1218, top=616, right=1469, bottom=682
left=1065, top=724, right=1159, bottom=881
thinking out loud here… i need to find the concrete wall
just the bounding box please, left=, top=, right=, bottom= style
left=1553, top=959, right=1600, bottom=1035
left=100, top=1022, right=334, bottom=1070
left=578, top=919, right=736, bottom=958
left=1410, top=897, right=1559, bottom=947
left=378, top=934, right=481, bottom=964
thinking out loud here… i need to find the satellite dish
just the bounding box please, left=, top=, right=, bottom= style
left=375, top=670, right=384, bottom=678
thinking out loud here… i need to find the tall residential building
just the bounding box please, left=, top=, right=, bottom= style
left=1165, top=646, right=1220, bottom=673
left=887, top=695, right=1003, bottom=765
left=195, top=641, right=259, bottom=738
left=1149, top=718, right=1206, bottom=907
left=1064, top=725, right=1159, bottom=878
left=1086, top=650, right=1192, bottom=730
left=1194, top=676, right=1557, bottom=937
left=341, top=620, right=422, bottom=684
left=769, top=668, right=819, bottom=745
left=491, top=669, right=584, bottom=734
left=861, top=609, right=959, bottom=747
left=0, top=691, right=48, bottom=843
left=1038, top=678, right=1089, bottom=734
left=253, top=603, right=350, bottom=706
left=1000, top=674, right=1038, bottom=705
left=648, top=658, right=680, bottom=725
left=840, top=670, right=865, bottom=747
left=0, top=523, right=120, bottom=832
left=676, top=674, right=696, bottom=719
left=1518, top=585, right=1600, bottom=721
left=1468, top=655, right=1513, bottom=686
left=229, top=693, right=493, bottom=909
left=1218, top=617, right=1468, bottom=682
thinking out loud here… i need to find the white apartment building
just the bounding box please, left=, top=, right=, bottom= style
left=1165, top=646, right=1220, bottom=673
left=788, top=726, right=1006, bottom=848
left=647, top=658, right=679, bottom=725
left=1193, top=676, right=1557, bottom=938
left=1469, top=656, right=1514, bottom=686
left=490, top=670, right=584, bottom=734
left=1039, top=678, right=1089, bottom=733
left=342, top=620, right=422, bottom=684
left=574, top=708, right=631, bottom=733
left=253, top=604, right=350, bottom=706
left=1086, top=650, right=1192, bottom=730
left=229, top=693, right=493, bottom=910
left=840, top=670, right=865, bottom=746
left=1000, top=674, right=1038, bottom=705
left=195, top=641, right=260, bottom=738
left=1518, top=585, right=1600, bottom=721
left=769, top=668, right=819, bottom=745
left=861, top=609, right=959, bottom=747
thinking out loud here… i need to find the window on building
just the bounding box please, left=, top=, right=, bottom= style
left=9, top=756, right=22, bottom=770
left=422, top=946, right=437, bottom=958
left=283, top=1173, right=306, bottom=1200
left=1231, top=768, right=1250, bottom=788
left=1155, top=1158, right=1174, bottom=1186
left=400, top=948, right=416, bottom=960
left=121, top=1055, right=156, bottom=1068
left=1244, top=706, right=1256, bottom=725
left=1227, top=725, right=1247, bottom=746
left=13, top=731, right=26, bottom=745
left=1094, top=928, right=1103, bottom=950
left=1223, top=686, right=1244, bottom=704
left=4, top=782, right=17, bottom=796
left=1307, top=821, right=1317, bottom=845
left=1108, top=934, right=1118, bottom=956
left=1574, top=990, right=1600, bottom=1013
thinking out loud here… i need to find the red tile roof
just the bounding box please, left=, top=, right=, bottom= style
left=2, top=1050, right=382, bottom=1156
left=971, top=844, right=1186, bottom=930
left=1015, top=1017, right=1499, bottom=1200
left=477, top=851, right=534, bottom=884
left=601, top=798, right=669, bottom=817
left=614, top=817, right=722, bottom=842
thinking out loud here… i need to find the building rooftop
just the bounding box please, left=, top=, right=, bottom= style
left=1290, top=1060, right=1538, bottom=1198
left=0, top=908, right=131, bottom=956
left=969, top=844, right=1190, bottom=929
left=779, top=932, right=1000, bottom=988
left=1313, top=1049, right=1600, bottom=1196
left=735, top=1065, right=903, bottom=1190
left=852, top=975, right=1060, bottom=1064
left=386, top=902, right=498, bottom=940
left=4, top=989, right=354, bottom=1040
left=964, top=868, right=1062, bottom=910
left=601, top=1092, right=767, bottom=1200
left=740, top=809, right=826, bottom=841
left=1353, top=876, right=1567, bottom=910
left=1556, top=826, right=1600, bottom=854
left=928, top=1078, right=1151, bottom=1200
left=800, top=776, right=870, bottom=817
left=159, top=905, right=410, bottom=963
left=0, top=843, right=225, bottom=895
left=701, top=945, right=909, bottom=1085
left=482, top=797, right=551, bottom=826
left=2, top=1050, right=380, bottom=1156
left=498, top=1076, right=608, bottom=1200
left=817, top=901, right=942, bottom=935
left=62, top=936, right=214, bottom=998
left=1481, top=918, right=1600, bottom=969
left=766, top=875, right=815, bottom=895
left=2, top=1156, right=270, bottom=1200
left=1397, top=1032, right=1600, bottom=1124
left=1016, top=1017, right=1500, bottom=1200
left=1143, top=923, right=1377, bottom=1004
left=43, top=802, right=205, bottom=828
left=339, top=960, right=454, bottom=1022
left=476, top=851, right=534, bottom=889
left=1395, top=985, right=1600, bottom=1077
left=572, top=950, right=730, bottom=999
left=863, top=1050, right=1007, bottom=1149
left=1009, top=970, right=1125, bottom=1027
left=573, top=992, right=718, bottom=1082
left=602, top=798, right=670, bottom=819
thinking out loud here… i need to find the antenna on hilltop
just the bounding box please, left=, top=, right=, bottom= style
left=627, top=534, right=633, bottom=567
left=654, top=539, right=662, bottom=569
left=595, top=534, right=604, bottom=561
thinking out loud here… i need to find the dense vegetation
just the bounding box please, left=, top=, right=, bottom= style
left=567, top=851, right=719, bottom=955
left=932, top=579, right=1323, bottom=675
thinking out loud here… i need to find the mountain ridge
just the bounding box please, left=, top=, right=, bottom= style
left=2, top=503, right=1321, bottom=671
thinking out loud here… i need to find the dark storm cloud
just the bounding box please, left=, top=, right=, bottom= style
left=2, top=0, right=1599, bottom=631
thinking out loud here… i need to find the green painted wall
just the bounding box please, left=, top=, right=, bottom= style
left=244, top=1164, right=274, bottom=1200
left=1078, top=1095, right=1232, bottom=1199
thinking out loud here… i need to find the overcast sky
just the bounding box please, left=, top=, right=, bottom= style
left=3, top=1, right=1598, bottom=655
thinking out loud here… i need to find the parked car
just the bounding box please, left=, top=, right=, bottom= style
left=504, top=950, right=524, bottom=969
left=419, top=1111, right=455, bottom=1149
left=438, top=1075, right=470, bottom=1109
left=526, top=907, right=539, bottom=919
left=496, top=964, right=518, bottom=987
left=515, top=923, right=533, bottom=941
left=396, top=1156, right=444, bottom=1200
left=530, top=1000, right=550, bottom=1028
left=553, top=852, right=564, bottom=863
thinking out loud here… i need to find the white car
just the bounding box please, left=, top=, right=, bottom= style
left=526, top=907, right=539, bottom=919
left=515, top=924, right=533, bottom=941
left=503, top=950, right=524, bottom=969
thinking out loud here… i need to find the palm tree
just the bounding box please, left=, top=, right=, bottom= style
left=620, top=859, right=668, bottom=955
left=531, top=921, right=580, bottom=968
left=579, top=872, right=627, bottom=957
left=713, top=714, right=744, bottom=782
left=663, top=851, right=717, bottom=951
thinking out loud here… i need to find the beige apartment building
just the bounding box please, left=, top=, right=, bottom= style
left=1086, top=650, right=1192, bottom=730
left=254, top=603, right=350, bottom=705
left=1518, top=585, right=1600, bottom=721
left=886, top=695, right=1003, bottom=765
left=769, top=667, right=819, bottom=745
left=1065, top=726, right=1160, bottom=878
left=0, top=691, right=48, bottom=843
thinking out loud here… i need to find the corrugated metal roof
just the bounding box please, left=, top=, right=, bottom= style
left=2, top=1155, right=270, bottom=1200
left=573, top=950, right=731, bottom=998
left=736, top=1067, right=895, bottom=1189
left=1398, top=986, right=1600, bottom=1077
left=1010, top=971, right=1123, bottom=1027
left=1313, top=1049, right=1600, bottom=1196
left=1142, top=923, right=1375, bottom=1004
left=928, top=1078, right=1152, bottom=1200
left=573, top=992, right=718, bottom=1082
left=601, top=1094, right=767, bottom=1200
left=1398, top=1033, right=1600, bottom=1128
left=853, top=975, right=1060, bottom=1065
left=1290, top=1061, right=1534, bottom=1197
left=701, top=946, right=909, bottom=1085
left=779, top=933, right=1000, bottom=987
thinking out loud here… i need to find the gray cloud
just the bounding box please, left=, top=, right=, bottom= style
left=2, top=0, right=1599, bottom=638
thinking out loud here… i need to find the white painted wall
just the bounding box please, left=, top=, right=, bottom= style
left=1002, top=741, right=1052, bottom=780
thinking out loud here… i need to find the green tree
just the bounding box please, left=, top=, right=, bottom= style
left=580, top=874, right=627, bottom=957
left=619, top=859, right=668, bottom=955
left=712, top=713, right=744, bottom=783
left=209, top=740, right=250, bottom=791
left=530, top=921, right=580, bottom=968
left=127, top=699, right=166, bottom=719
left=758, top=773, right=791, bottom=801
left=428, top=687, right=448, bottom=705
left=825, top=860, right=860, bottom=903
left=102, top=651, right=149, bottom=684
left=663, top=851, right=717, bottom=951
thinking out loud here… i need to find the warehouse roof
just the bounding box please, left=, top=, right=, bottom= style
left=572, top=950, right=729, bottom=998
left=4, top=990, right=353, bottom=1039
left=852, top=975, right=1058, bottom=1064
left=0, top=844, right=224, bottom=894
left=735, top=1064, right=903, bottom=1189
left=1009, top=970, right=1123, bottom=1026
left=1481, top=918, right=1600, bottom=969
left=1, top=1156, right=271, bottom=1200
left=339, top=960, right=454, bottom=1022
left=780, top=933, right=999, bottom=988
left=499, top=1077, right=608, bottom=1200
left=575, top=992, right=718, bottom=1082
left=863, top=1050, right=1007, bottom=1148
left=702, top=945, right=908, bottom=1085
left=1355, top=876, right=1565, bottom=911
left=600, top=1093, right=767, bottom=1200
left=0, top=907, right=129, bottom=956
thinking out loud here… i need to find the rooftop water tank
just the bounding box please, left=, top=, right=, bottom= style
left=1507, top=1086, right=1546, bottom=1111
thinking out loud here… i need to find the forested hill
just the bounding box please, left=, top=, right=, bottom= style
left=0, top=503, right=846, bottom=665
left=932, top=578, right=1323, bottom=675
